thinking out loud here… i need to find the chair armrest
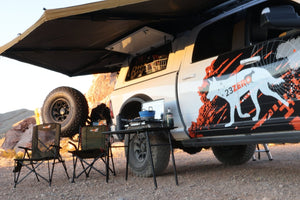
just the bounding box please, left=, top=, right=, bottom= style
left=16, top=146, right=32, bottom=159
left=68, top=141, right=78, bottom=150
left=18, top=146, right=32, bottom=151
left=50, top=144, right=62, bottom=149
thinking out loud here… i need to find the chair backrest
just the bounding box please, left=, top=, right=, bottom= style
left=31, top=123, right=61, bottom=159
left=80, top=126, right=108, bottom=151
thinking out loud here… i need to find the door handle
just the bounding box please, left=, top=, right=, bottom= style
left=240, top=56, right=261, bottom=66
left=182, top=73, right=196, bottom=80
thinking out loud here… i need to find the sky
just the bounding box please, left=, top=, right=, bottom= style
left=0, top=0, right=101, bottom=114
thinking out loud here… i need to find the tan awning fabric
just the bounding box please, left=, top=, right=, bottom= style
left=0, top=0, right=227, bottom=76
left=0, top=0, right=148, bottom=53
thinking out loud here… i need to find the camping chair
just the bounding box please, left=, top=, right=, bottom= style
left=68, top=125, right=115, bottom=183
left=13, top=123, right=69, bottom=188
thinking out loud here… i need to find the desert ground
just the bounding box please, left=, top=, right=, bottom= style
left=0, top=139, right=300, bottom=200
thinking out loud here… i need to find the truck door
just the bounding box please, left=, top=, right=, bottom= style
left=178, top=14, right=242, bottom=138
left=178, top=6, right=300, bottom=138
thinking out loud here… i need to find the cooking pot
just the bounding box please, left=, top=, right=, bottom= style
left=139, top=107, right=155, bottom=120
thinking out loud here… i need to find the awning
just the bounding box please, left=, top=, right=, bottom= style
left=0, top=0, right=229, bottom=76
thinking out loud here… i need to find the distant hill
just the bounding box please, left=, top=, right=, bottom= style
left=0, top=109, right=34, bottom=138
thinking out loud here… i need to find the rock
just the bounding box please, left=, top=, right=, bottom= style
left=0, top=129, right=23, bottom=150
left=1, top=117, right=36, bottom=152
left=0, top=109, right=34, bottom=137
left=14, top=124, right=34, bottom=152
left=85, top=72, right=117, bottom=109
left=13, top=117, right=36, bottom=132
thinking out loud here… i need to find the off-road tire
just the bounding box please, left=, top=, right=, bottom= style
left=125, top=130, right=170, bottom=177
left=212, top=144, right=256, bottom=165
left=41, top=86, right=88, bottom=137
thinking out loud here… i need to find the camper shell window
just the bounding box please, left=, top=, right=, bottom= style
left=126, top=44, right=171, bottom=81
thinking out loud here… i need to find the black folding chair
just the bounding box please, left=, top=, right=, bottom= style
left=13, top=123, right=69, bottom=188
left=68, top=125, right=115, bottom=183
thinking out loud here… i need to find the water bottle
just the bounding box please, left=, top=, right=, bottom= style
left=166, top=108, right=174, bottom=128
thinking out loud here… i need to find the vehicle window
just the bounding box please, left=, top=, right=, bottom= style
left=126, top=44, right=171, bottom=81
left=192, top=16, right=235, bottom=63
left=246, top=3, right=300, bottom=45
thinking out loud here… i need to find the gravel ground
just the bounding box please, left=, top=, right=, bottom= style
left=0, top=143, right=300, bottom=200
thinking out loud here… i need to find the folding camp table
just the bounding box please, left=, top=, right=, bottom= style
left=103, top=122, right=178, bottom=189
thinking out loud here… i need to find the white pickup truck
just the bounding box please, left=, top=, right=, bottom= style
left=110, top=2, right=300, bottom=176
left=1, top=0, right=300, bottom=177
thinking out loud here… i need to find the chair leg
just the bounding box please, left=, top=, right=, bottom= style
left=13, top=156, right=68, bottom=187
left=73, top=156, right=106, bottom=180
left=58, top=154, right=69, bottom=179
left=32, top=162, right=40, bottom=182
left=13, top=160, right=44, bottom=187
left=20, top=161, right=40, bottom=182
left=13, top=161, right=22, bottom=188
left=61, top=160, right=70, bottom=179
left=86, top=159, right=97, bottom=177
left=79, top=159, right=90, bottom=178
left=83, top=157, right=105, bottom=176
left=101, top=156, right=115, bottom=175
left=49, top=160, right=53, bottom=186
left=109, top=147, right=116, bottom=176
left=72, top=156, right=77, bottom=183
left=48, top=157, right=69, bottom=186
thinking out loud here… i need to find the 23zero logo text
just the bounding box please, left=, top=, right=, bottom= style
left=225, top=75, right=252, bottom=96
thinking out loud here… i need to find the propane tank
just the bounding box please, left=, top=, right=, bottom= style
left=166, top=108, right=174, bottom=128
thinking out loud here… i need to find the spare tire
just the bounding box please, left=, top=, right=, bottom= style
left=41, top=86, right=88, bottom=137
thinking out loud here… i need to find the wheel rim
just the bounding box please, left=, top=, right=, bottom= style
left=132, top=133, right=147, bottom=162
left=50, top=98, right=70, bottom=122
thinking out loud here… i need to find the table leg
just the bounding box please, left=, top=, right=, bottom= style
left=106, top=142, right=110, bottom=183
left=145, top=130, right=158, bottom=189
left=72, top=155, right=77, bottom=183
left=168, top=131, right=178, bottom=185
left=125, top=134, right=131, bottom=181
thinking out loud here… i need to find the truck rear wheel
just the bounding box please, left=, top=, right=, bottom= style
left=125, top=131, right=170, bottom=177
left=41, top=86, right=88, bottom=137
left=212, top=144, right=256, bottom=165
left=182, top=147, right=202, bottom=154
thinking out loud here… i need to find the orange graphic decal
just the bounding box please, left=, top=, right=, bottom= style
left=290, top=117, right=300, bottom=130
left=251, top=47, right=263, bottom=57
left=218, top=53, right=243, bottom=77
left=264, top=51, right=273, bottom=59
left=189, top=41, right=300, bottom=138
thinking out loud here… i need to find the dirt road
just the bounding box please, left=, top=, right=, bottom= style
left=0, top=143, right=300, bottom=200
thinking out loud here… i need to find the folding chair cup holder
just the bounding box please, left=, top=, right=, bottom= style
left=13, top=123, right=69, bottom=188
left=68, top=125, right=115, bottom=183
